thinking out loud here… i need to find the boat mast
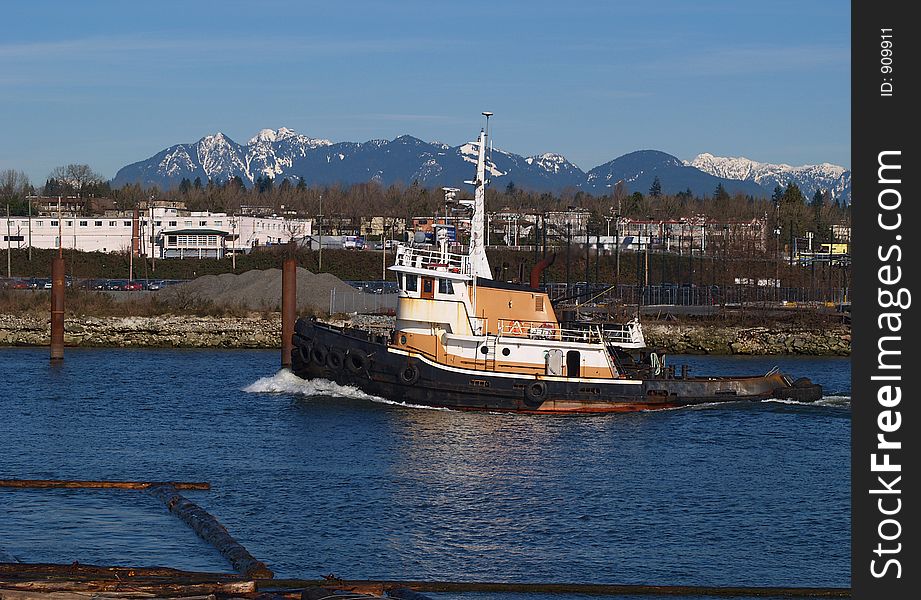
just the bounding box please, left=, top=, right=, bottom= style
left=467, top=111, right=493, bottom=280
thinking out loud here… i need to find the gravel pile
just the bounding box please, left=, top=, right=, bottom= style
left=163, top=268, right=394, bottom=314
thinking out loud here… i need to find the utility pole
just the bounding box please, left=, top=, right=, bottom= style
left=150, top=204, right=156, bottom=272
left=27, top=196, right=32, bottom=261
left=614, top=213, right=621, bottom=284
left=566, top=221, right=572, bottom=290
left=6, top=204, right=10, bottom=279
left=318, top=194, right=323, bottom=271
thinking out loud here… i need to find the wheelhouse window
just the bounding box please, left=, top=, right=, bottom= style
left=405, top=274, right=418, bottom=292
left=438, top=278, right=452, bottom=295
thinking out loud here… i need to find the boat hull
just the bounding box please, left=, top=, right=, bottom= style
left=290, top=319, right=823, bottom=413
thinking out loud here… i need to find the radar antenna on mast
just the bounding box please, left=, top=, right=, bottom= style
left=465, top=112, right=495, bottom=279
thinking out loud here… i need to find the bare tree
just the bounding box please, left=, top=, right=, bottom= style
left=1, top=169, right=32, bottom=215
left=48, top=163, right=104, bottom=198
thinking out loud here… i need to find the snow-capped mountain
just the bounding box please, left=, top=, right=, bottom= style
left=112, top=128, right=590, bottom=192
left=112, top=128, right=848, bottom=203
left=687, top=153, right=851, bottom=204
left=585, top=150, right=765, bottom=198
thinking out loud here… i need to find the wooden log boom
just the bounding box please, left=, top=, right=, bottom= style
left=0, top=480, right=210, bottom=490
left=147, top=484, right=273, bottom=580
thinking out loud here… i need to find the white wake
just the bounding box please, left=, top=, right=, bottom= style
left=244, top=369, right=383, bottom=401
left=763, top=395, right=851, bottom=408
left=243, top=370, right=449, bottom=410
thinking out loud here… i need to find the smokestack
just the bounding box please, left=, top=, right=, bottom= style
left=530, top=253, right=556, bottom=289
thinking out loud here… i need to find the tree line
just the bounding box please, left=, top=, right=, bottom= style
left=1, top=165, right=850, bottom=245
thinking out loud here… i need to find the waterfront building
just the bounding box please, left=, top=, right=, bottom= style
left=3, top=207, right=312, bottom=259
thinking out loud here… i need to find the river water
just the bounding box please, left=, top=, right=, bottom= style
left=0, top=348, right=850, bottom=597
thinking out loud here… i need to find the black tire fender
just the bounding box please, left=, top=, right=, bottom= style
left=297, top=341, right=312, bottom=365
left=327, top=348, right=345, bottom=371
left=311, top=344, right=328, bottom=366
left=525, top=381, right=547, bottom=407
left=400, top=364, right=420, bottom=385
left=346, top=348, right=368, bottom=374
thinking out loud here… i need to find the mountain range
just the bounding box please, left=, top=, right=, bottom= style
left=112, top=128, right=851, bottom=203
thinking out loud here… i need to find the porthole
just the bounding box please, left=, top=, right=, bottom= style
left=501, top=348, right=510, bottom=356
left=400, top=334, right=407, bottom=345
left=480, top=346, right=489, bottom=355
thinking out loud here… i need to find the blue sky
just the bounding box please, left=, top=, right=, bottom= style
left=0, top=0, right=850, bottom=186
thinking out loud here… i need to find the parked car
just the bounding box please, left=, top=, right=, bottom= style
left=343, top=235, right=365, bottom=250
left=125, top=282, right=143, bottom=291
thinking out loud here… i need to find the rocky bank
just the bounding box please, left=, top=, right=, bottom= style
left=1, top=313, right=850, bottom=355
left=0, top=314, right=281, bottom=348
left=642, top=323, right=850, bottom=356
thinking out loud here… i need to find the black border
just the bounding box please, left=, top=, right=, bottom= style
left=852, top=1, right=916, bottom=597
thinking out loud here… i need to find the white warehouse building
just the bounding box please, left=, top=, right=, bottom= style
left=3, top=207, right=312, bottom=259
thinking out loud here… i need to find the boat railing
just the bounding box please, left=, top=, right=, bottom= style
left=394, top=244, right=470, bottom=275
left=497, top=319, right=605, bottom=344
left=600, top=319, right=646, bottom=348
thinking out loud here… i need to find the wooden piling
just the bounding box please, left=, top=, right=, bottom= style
left=147, top=484, right=273, bottom=580
left=281, top=257, right=296, bottom=368
left=0, top=479, right=209, bottom=490
left=50, top=256, right=65, bottom=361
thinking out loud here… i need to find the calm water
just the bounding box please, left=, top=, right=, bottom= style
left=0, top=348, right=850, bottom=596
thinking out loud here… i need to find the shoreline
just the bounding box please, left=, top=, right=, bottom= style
left=0, top=313, right=851, bottom=355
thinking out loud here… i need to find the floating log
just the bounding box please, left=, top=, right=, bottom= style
left=0, top=579, right=255, bottom=596
left=0, top=563, right=237, bottom=580
left=147, top=484, right=273, bottom=580
left=0, top=480, right=210, bottom=490
left=265, top=579, right=851, bottom=598
left=0, top=562, right=255, bottom=599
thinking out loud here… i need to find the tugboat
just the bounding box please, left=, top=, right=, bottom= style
left=290, top=115, right=822, bottom=412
